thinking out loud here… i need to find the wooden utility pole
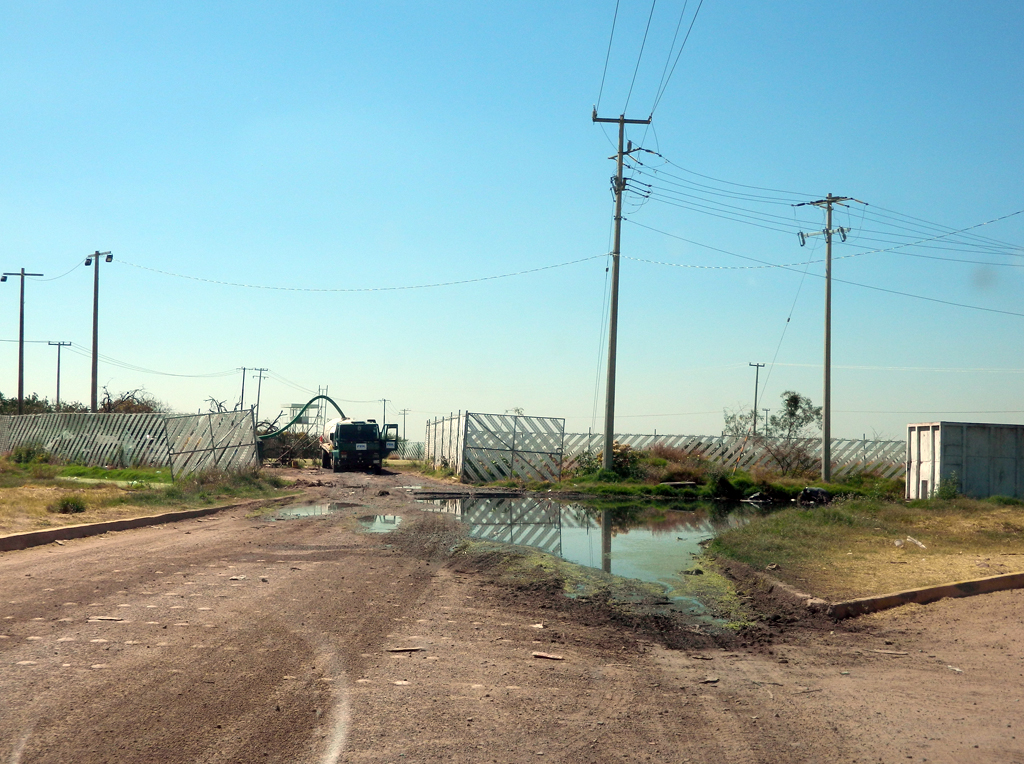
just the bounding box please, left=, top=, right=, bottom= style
left=592, top=109, right=651, bottom=471
left=48, top=341, right=71, bottom=411
left=238, top=367, right=247, bottom=411
left=796, top=194, right=862, bottom=481
left=749, top=362, right=764, bottom=435
left=3, top=268, right=45, bottom=415
left=252, top=368, right=268, bottom=424
left=399, top=408, right=411, bottom=441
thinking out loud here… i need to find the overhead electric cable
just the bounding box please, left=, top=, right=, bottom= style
left=65, top=343, right=237, bottom=378
left=116, top=254, right=605, bottom=292
left=34, top=260, right=85, bottom=282
left=652, top=0, right=689, bottom=114
left=595, top=0, right=621, bottom=112
left=650, top=0, right=704, bottom=115
left=621, top=246, right=1024, bottom=319
left=623, top=0, right=657, bottom=113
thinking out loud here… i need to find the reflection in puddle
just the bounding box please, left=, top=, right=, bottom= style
left=358, top=515, right=402, bottom=533
left=267, top=502, right=358, bottom=521
left=418, top=497, right=749, bottom=594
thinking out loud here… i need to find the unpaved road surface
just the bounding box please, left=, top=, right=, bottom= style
left=2, top=469, right=1022, bottom=763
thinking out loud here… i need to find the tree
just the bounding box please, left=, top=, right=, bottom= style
left=98, top=387, right=170, bottom=414
left=762, top=391, right=822, bottom=477
left=0, top=391, right=88, bottom=415
left=722, top=406, right=756, bottom=437
left=767, top=391, right=821, bottom=440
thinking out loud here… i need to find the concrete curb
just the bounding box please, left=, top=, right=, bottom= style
left=0, top=496, right=296, bottom=554
left=829, top=571, right=1024, bottom=620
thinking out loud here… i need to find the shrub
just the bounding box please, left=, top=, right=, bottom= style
left=936, top=472, right=960, bottom=500
left=10, top=445, right=50, bottom=464
left=987, top=495, right=1024, bottom=507
left=49, top=495, right=87, bottom=514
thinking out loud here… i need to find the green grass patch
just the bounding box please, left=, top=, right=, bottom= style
left=107, top=468, right=294, bottom=509
left=709, top=495, right=1024, bottom=600
left=58, top=465, right=173, bottom=484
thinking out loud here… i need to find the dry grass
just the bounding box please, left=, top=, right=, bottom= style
left=0, top=484, right=162, bottom=535
left=711, top=497, right=1024, bottom=601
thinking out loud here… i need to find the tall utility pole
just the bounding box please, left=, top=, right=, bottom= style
left=252, top=368, right=268, bottom=424
left=48, top=341, right=71, bottom=411
left=796, top=194, right=862, bottom=482
left=237, top=367, right=247, bottom=410
left=380, top=398, right=391, bottom=426
left=3, top=268, right=45, bottom=415
left=592, top=108, right=651, bottom=470
left=749, top=362, right=764, bottom=435
left=763, top=408, right=771, bottom=436
left=85, top=251, right=112, bottom=412
left=399, top=408, right=411, bottom=441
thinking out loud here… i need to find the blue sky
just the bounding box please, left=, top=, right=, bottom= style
left=1, top=1, right=1021, bottom=441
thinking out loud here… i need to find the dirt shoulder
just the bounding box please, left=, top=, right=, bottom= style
left=1, top=467, right=1021, bottom=763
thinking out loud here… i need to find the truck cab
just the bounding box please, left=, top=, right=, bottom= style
left=325, top=419, right=398, bottom=473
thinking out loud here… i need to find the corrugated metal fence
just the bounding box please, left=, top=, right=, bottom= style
left=0, top=411, right=258, bottom=478
left=424, top=412, right=566, bottom=483
left=562, top=432, right=906, bottom=479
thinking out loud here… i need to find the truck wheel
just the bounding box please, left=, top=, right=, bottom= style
left=332, top=458, right=342, bottom=473
left=321, top=452, right=331, bottom=469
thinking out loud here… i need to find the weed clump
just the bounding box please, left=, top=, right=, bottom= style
left=49, top=494, right=87, bottom=514
left=10, top=445, right=51, bottom=464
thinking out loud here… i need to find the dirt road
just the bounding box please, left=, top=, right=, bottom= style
left=2, top=469, right=1022, bottom=763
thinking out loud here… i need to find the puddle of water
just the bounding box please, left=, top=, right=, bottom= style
left=357, top=515, right=402, bottom=533
left=418, top=496, right=750, bottom=595
left=266, top=502, right=359, bottom=521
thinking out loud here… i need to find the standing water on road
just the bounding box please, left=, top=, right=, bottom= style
left=417, top=496, right=750, bottom=590
left=265, top=502, right=359, bottom=520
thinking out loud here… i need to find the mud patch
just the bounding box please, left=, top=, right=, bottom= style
left=450, top=540, right=743, bottom=651
left=385, top=513, right=467, bottom=561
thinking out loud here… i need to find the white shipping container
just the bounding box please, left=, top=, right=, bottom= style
left=906, top=422, right=1024, bottom=500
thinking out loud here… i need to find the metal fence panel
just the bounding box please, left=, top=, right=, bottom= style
left=424, top=412, right=565, bottom=482
left=392, top=441, right=424, bottom=460
left=562, top=433, right=906, bottom=478
left=0, top=413, right=169, bottom=466
left=164, top=411, right=258, bottom=478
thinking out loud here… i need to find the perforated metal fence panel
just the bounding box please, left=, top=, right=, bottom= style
left=0, top=413, right=169, bottom=466
left=424, top=412, right=565, bottom=482
left=0, top=411, right=259, bottom=476
left=562, top=433, right=906, bottom=478
left=164, top=411, right=259, bottom=478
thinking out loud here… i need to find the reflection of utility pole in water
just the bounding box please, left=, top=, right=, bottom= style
left=601, top=511, right=612, bottom=574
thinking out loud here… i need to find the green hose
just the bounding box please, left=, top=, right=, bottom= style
left=257, top=395, right=346, bottom=440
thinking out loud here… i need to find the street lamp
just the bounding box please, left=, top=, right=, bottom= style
left=2, top=268, right=45, bottom=414
left=85, top=251, right=112, bottom=413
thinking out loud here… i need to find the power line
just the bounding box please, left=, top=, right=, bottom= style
left=595, top=0, right=621, bottom=112
left=773, top=363, right=1024, bottom=373
left=64, top=343, right=237, bottom=378
left=623, top=0, right=658, bottom=113
left=34, top=259, right=85, bottom=282
left=622, top=221, right=1024, bottom=318
left=651, top=0, right=689, bottom=114
left=650, top=0, right=704, bottom=115
left=115, top=254, right=604, bottom=292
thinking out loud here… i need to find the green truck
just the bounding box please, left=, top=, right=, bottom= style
left=320, top=418, right=399, bottom=473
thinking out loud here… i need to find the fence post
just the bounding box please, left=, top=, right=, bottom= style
left=165, top=417, right=177, bottom=481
